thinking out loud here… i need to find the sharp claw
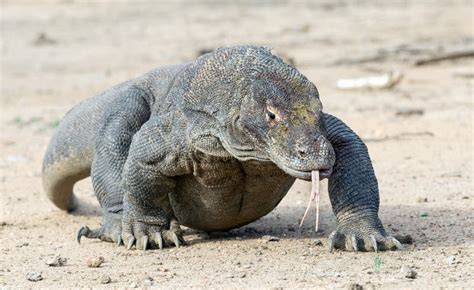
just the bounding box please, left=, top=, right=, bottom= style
left=116, top=234, right=122, bottom=246
left=142, top=236, right=148, bottom=251
left=328, top=230, right=337, bottom=253
left=156, top=232, right=163, bottom=249
left=351, top=234, right=358, bottom=252
left=172, top=232, right=180, bottom=248
left=391, top=237, right=404, bottom=250
left=77, top=226, right=90, bottom=244
left=370, top=235, right=378, bottom=252
left=126, top=237, right=135, bottom=250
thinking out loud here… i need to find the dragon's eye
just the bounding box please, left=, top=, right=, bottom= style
left=267, top=112, right=276, bottom=120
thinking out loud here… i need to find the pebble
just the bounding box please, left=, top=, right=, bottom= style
left=16, top=242, right=29, bottom=248
left=100, top=275, right=111, bottom=284
left=400, top=266, right=417, bottom=279
left=45, top=255, right=67, bottom=267
left=86, top=256, right=104, bottom=268
left=347, top=283, right=363, bottom=290
left=26, top=272, right=43, bottom=282
left=313, top=239, right=323, bottom=246
left=261, top=235, right=280, bottom=242
left=447, top=256, right=458, bottom=265
left=142, top=276, right=154, bottom=286
left=416, top=197, right=428, bottom=203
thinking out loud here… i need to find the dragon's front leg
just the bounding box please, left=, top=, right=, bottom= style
left=324, top=113, right=403, bottom=252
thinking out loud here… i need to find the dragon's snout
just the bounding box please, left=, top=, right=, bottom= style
left=271, top=133, right=335, bottom=181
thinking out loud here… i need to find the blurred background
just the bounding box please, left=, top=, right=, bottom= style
left=1, top=0, right=472, bottom=288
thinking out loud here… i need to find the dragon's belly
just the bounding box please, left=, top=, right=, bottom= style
left=169, top=159, right=295, bottom=231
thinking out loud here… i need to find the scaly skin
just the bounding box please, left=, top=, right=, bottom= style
left=43, top=45, right=402, bottom=252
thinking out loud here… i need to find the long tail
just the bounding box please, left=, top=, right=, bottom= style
left=42, top=91, right=117, bottom=211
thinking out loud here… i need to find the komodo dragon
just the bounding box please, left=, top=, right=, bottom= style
left=42, top=45, right=403, bottom=252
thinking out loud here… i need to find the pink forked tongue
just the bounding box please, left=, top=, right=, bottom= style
left=299, top=170, right=320, bottom=232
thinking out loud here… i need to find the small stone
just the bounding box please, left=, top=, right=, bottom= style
left=26, top=272, right=43, bottom=282
left=240, top=273, right=246, bottom=278
left=416, top=197, right=428, bottom=203
left=45, top=255, right=67, bottom=267
left=313, top=239, right=323, bottom=246
left=100, top=275, right=111, bottom=284
left=158, top=267, right=169, bottom=272
left=347, top=283, right=363, bottom=290
left=32, top=32, right=57, bottom=46
left=86, top=256, right=104, bottom=268
left=400, top=266, right=417, bottom=279
left=261, top=235, right=280, bottom=242
left=142, top=277, right=153, bottom=286
left=447, top=256, right=457, bottom=265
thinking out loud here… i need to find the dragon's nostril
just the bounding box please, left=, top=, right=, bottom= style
left=298, top=149, right=306, bottom=156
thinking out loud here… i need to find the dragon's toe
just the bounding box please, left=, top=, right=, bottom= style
left=328, top=226, right=404, bottom=252
left=77, top=211, right=122, bottom=245
left=122, top=219, right=185, bottom=250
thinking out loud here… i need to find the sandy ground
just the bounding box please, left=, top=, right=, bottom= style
left=1, top=0, right=473, bottom=288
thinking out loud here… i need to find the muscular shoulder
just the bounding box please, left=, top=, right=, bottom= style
left=126, top=114, right=192, bottom=176
left=131, top=64, right=190, bottom=105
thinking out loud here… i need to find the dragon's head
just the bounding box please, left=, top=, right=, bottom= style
left=183, top=45, right=335, bottom=180
left=231, top=79, right=335, bottom=180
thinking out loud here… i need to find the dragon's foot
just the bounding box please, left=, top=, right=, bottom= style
left=77, top=211, right=122, bottom=245
left=328, top=215, right=403, bottom=252
left=122, top=218, right=185, bottom=250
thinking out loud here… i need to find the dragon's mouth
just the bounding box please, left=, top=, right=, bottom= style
left=280, top=166, right=333, bottom=181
